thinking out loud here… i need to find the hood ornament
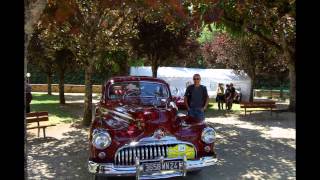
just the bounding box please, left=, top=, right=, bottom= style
left=153, top=129, right=165, bottom=140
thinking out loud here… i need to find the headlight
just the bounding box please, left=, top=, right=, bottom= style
left=201, top=127, right=216, bottom=144
left=92, top=130, right=112, bottom=149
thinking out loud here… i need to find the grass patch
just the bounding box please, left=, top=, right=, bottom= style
left=30, top=93, right=82, bottom=124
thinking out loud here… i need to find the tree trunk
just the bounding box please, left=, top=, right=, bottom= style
left=83, top=65, right=93, bottom=126
left=25, top=1, right=47, bottom=179
left=280, top=83, right=284, bottom=100
left=281, top=32, right=296, bottom=112
left=151, top=58, right=158, bottom=78
left=119, top=57, right=129, bottom=76
left=249, top=73, right=255, bottom=102
left=288, top=61, right=296, bottom=111
left=58, top=70, right=65, bottom=104
left=47, top=73, right=52, bottom=95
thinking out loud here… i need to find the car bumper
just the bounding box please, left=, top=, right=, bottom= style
left=88, top=156, right=218, bottom=179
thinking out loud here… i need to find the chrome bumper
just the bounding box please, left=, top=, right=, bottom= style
left=88, top=156, right=218, bottom=179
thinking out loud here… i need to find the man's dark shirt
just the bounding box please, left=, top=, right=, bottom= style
left=184, top=84, right=208, bottom=108
left=230, top=87, right=236, bottom=97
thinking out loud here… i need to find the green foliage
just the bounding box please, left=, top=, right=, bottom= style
left=28, top=64, right=107, bottom=85
left=197, top=24, right=216, bottom=44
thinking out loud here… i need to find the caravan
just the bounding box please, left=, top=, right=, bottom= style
left=130, top=66, right=252, bottom=103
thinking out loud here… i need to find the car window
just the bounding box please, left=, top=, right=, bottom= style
left=108, top=81, right=169, bottom=99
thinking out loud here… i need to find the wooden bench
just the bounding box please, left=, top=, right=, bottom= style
left=240, top=101, right=276, bottom=116
left=26, top=111, right=56, bottom=137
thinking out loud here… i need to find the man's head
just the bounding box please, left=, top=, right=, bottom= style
left=230, top=83, right=233, bottom=87
left=193, top=74, right=201, bottom=86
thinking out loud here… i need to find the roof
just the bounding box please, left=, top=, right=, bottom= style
left=130, top=67, right=251, bottom=81
left=105, top=76, right=169, bottom=85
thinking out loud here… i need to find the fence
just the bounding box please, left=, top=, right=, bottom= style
left=254, top=89, right=290, bottom=99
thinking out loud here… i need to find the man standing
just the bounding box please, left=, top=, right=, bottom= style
left=184, top=74, right=209, bottom=121
left=216, top=83, right=225, bottom=110
left=229, top=83, right=236, bottom=110
left=26, top=82, right=32, bottom=113
left=225, top=84, right=231, bottom=110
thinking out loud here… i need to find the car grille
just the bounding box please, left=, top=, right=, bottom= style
left=115, top=144, right=172, bottom=166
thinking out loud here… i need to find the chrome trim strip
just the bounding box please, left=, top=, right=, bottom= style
left=88, top=156, right=218, bottom=178
left=158, top=146, right=161, bottom=157
left=146, top=146, right=149, bottom=160
left=129, top=149, right=132, bottom=164
left=121, top=151, right=124, bottom=165
left=154, top=146, right=157, bottom=157
left=125, top=149, right=128, bottom=165
left=141, top=147, right=145, bottom=160
left=133, top=148, right=137, bottom=159
left=117, top=152, right=120, bottom=164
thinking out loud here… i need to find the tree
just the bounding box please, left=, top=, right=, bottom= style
left=200, top=0, right=296, bottom=110
left=25, top=0, right=48, bottom=178
left=131, top=19, right=190, bottom=77
left=27, top=28, right=55, bottom=95
left=55, top=48, right=76, bottom=104
left=37, top=0, right=138, bottom=125
left=202, top=32, right=288, bottom=102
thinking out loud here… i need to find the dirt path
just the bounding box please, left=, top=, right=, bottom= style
left=27, top=98, right=295, bottom=180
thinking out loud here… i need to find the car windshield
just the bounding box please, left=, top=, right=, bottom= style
left=108, top=81, right=170, bottom=100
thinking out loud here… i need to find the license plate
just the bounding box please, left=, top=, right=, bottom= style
left=141, top=160, right=183, bottom=173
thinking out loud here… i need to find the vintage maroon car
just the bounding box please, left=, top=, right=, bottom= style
left=88, top=76, right=217, bottom=179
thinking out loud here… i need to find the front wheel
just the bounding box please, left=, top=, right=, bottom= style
left=94, top=175, right=108, bottom=180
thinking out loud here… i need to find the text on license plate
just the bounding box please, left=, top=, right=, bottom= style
left=142, top=161, right=183, bottom=172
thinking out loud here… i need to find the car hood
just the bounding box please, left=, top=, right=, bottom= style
left=93, top=102, right=204, bottom=140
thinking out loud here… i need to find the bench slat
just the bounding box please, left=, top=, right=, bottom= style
left=26, top=116, right=49, bottom=123
left=26, top=111, right=48, bottom=117
left=27, top=124, right=56, bottom=130
left=241, top=105, right=276, bottom=108
left=241, top=101, right=275, bottom=105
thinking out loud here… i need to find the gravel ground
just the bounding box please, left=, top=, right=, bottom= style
left=27, top=102, right=295, bottom=180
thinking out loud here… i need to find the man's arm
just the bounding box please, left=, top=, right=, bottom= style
left=203, top=86, right=209, bottom=111
left=184, top=96, right=190, bottom=111
left=184, top=86, right=190, bottom=111
left=204, top=96, right=209, bottom=109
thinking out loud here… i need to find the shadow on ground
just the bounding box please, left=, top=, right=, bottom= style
left=27, top=99, right=295, bottom=180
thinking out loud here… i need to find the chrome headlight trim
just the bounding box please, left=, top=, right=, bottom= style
left=92, top=129, right=112, bottom=150
left=201, top=127, right=216, bottom=144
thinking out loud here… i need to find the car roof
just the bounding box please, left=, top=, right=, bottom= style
left=105, top=76, right=168, bottom=85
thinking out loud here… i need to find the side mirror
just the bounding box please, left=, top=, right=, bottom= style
left=169, top=101, right=178, bottom=111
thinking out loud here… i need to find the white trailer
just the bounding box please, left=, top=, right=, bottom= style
left=130, top=66, right=252, bottom=102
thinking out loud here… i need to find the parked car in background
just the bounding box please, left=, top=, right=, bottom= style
left=88, top=76, right=217, bottom=180
left=233, top=88, right=242, bottom=103
left=171, top=87, right=187, bottom=109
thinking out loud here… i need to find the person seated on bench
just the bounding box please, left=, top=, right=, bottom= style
left=26, top=82, right=32, bottom=113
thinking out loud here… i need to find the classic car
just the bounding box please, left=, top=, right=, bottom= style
left=88, top=76, right=217, bottom=180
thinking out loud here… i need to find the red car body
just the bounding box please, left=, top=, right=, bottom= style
left=172, top=96, right=187, bottom=109
left=88, top=76, right=217, bottom=179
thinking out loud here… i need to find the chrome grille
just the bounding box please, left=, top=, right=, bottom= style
left=115, top=145, right=170, bottom=165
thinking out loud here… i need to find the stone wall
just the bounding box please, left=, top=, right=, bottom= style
left=254, top=89, right=290, bottom=99
left=30, top=84, right=102, bottom=93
